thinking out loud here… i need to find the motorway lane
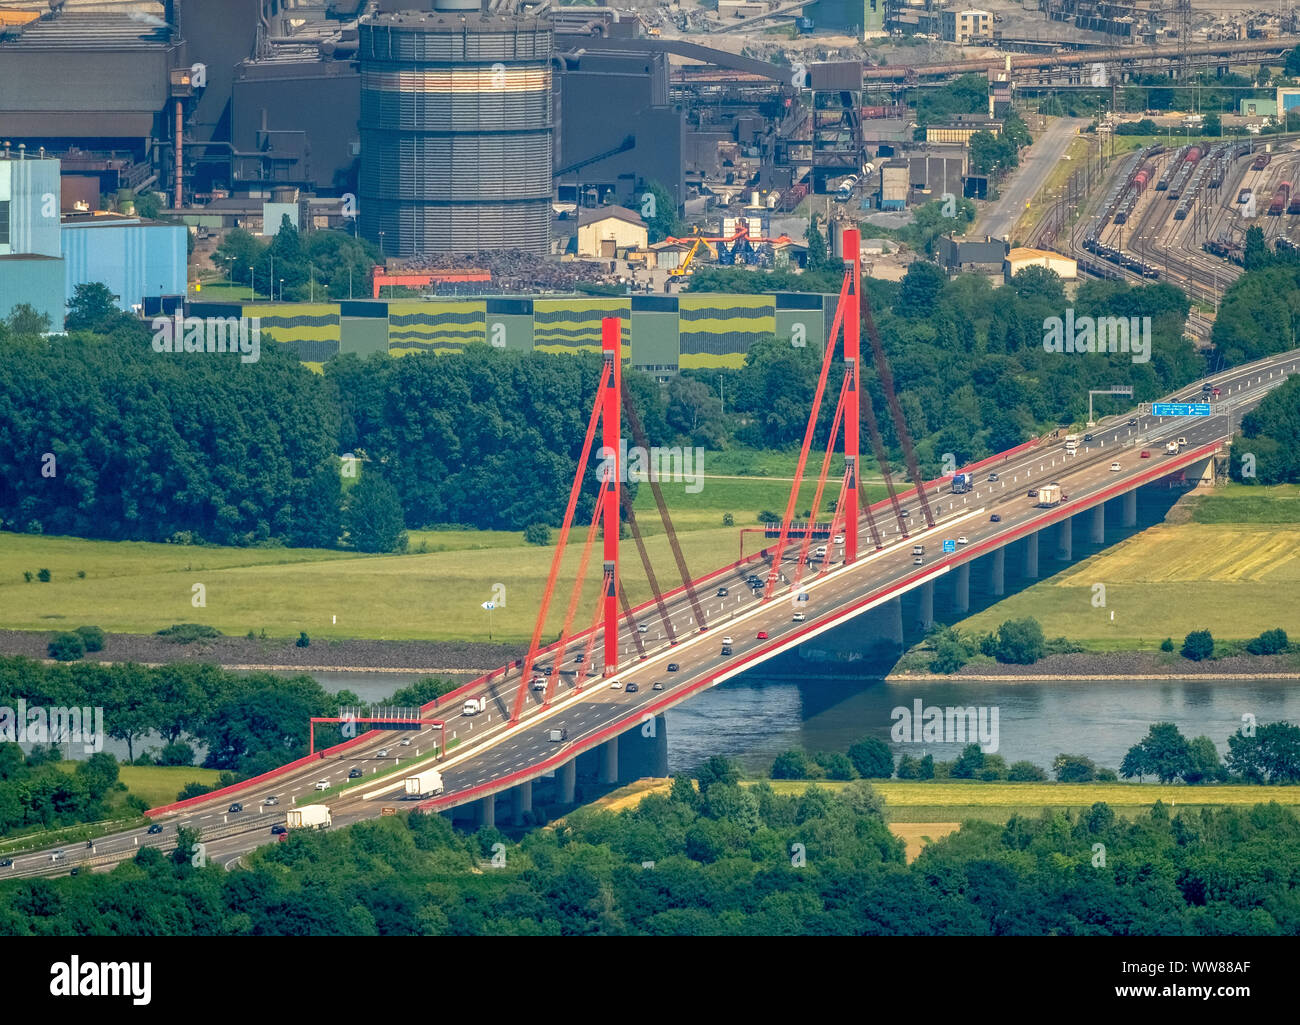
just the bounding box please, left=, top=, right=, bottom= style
left=9, top=350, right=1298, bottom=875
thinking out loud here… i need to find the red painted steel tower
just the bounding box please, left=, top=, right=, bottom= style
left=842, top=227, right=861, bottom=564
left=601, top=317, right=621, bottom=676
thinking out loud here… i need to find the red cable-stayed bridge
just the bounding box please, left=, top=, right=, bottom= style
left=7, top=242, right=1299, bottom=873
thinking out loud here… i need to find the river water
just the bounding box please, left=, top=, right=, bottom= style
left=49, top=669, right=1300, bottom=776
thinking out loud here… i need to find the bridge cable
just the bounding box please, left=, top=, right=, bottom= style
left=618, top=483, right=680, bottom=646
left=791, top=370, right=850, bottom=593
left=542, top=493, right=605, bottom=708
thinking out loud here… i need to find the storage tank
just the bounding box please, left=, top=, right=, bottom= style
left=358, top=4, right=554, bottom=256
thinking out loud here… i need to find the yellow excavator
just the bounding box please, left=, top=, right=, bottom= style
left=670, top=229, right=706, bottom=277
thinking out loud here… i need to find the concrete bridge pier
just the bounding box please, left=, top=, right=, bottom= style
left=1057, top=516, right=1073, bottom=562
left=511, top=780, right=532, bottom=826
left=952, top=562, right=970, bottom=614
left=989, top=547, right=1005, bottom=596
left=559, top=760, right=576, bottom=804
left=477, top=794, right=495, bottom=829
left=1122, top=489, right=1137, bottom=528
left=917, top=579, right=934, bottom=630
left=598, top=736, right=619, bottom=784
left=1023, top=531, right=1039, bottom=579
left=1089, top=503, right=1105, bottom=545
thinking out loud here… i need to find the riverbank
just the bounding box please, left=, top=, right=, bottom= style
left=887, top=649, right=1300, bottom=681
left=0, top=628, right=511, bottom=675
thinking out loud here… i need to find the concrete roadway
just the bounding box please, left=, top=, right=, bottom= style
left=5, top=349, right=1298, bottom=876
left=978, top=117, right=1089, bottom=242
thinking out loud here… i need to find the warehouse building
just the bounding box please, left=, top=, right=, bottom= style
left=0, top=152, right=65, bottom=329
left=61, top=212, right=188, bottom=313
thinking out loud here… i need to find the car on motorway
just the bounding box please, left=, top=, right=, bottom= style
left=721, top=635, right=733, bottom=645
left=717, top=586, right=729, bottom=597
left=1027, top=489, right=1038, bottom=498
left=147, top=823, right=164, bottom=834
left=609, top=679, right=622, bottom=690
left=0, top=858, right=12, bottom=868
left=348, top=768, right=363, bottom=779
left=626, top=682, right=639, bottom=694
left=637, top=623, right=649, bottom=633
left=314, top=780, right=329, bottom=791
left=1110, top=462, right=1121, bottom=472
left=50, top=850, right=64, bottom=862
left=1140, top=450, right=1150, bottom=458
left=792, top=611, right=806, bottom=622
left=667, top=662, right=680, bottom=672
left=990, top=514, right=1001, bottom=523
left=400, top=737, right=412, bottom=746
left=574, top=653, right=585, bottom=663
left=264, top=796, right=279, bottom=806
left=1127, top=418, right=1138, bottom=426
left=531, top=676, right=546, bottom=691
left=1176, top=436, right=1187, bottom=447
left=70, top=867, right=79, bottom=876
left=834, top=533, right=844, bottom=544
left=957, top=535, right=968, bottom=545
left=988, top=472, right=999, bottom=482
left=271, top=825, right=287, bottom=835
left=653, top=682, right=665, bottom=691
left=757, top=630, right=769, bottom=640
left=540, top=665, right=553, bottom=675
left=1084, top=433, right=1094, bottom=443
left=900, top=508, right=910, bottom=518
left=721, top=645, right=733, bottom=656
left=376, top=748, right=389, bottom=758
left=229, top=802, right=243, bottom=813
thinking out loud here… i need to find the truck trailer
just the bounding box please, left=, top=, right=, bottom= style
left=950, top=471, right=974, bottom=494
left=404, top=768, right=444, bottom=799
left=286, top=805, right=332, bottom=830
left=1037, top=484, right=1063, bottom=507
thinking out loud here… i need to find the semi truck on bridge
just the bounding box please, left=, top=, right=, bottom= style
left=404, top=768, right=445, bottom=799
left=1037, top=484, right=1063, bottom=507
left=951, top=471, right=974, bottom=493
left=286, top=805, right=331, bottom=830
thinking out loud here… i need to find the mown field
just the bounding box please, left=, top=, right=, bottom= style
left=0, top=454, right=896, bottom=642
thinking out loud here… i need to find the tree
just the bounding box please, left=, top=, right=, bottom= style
left=1203, top=112, right=1222, bottom=136
left=805, top=216, right=831, bottom=271
left=74, top=625, right=105, bottom=653
left=4, top=303, right=52, bottom=336
left=290, top=461, right=343, bottom=549
left=1181, top=629, right=1214, bottom=662
left=1007, top=760, right=1046, bottom=781
left=771, top=749, right=815, bottom=779
left=47, top=633, right=86, bottom=662
left=1052, top=753, right=1098, bottom=782
left=695, top=756, right=740, bottom=794
left=1185, top=736, right=1224, bottom=784
left=1246, top=627, right=1288, bottom=655
left=1120, top=722, right=1193, bottom=783
left=847, top=736, right=894, bottom=779
left=895, top=261, right=947, bottom=319
left=523, top=523, right=551, bottom=546
left=640, top=180, right=681, bottom=244
left=65, top=282, right=121, bottom=332
left=1242, top=225, right=1271, bottom=272
left=813, top=751, right=856, bottom=780
left=344, top=470, right=407, bottom=553
left=994, top=618, right=1045, bottom=664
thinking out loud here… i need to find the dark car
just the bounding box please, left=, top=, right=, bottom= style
left=0, top=858, right=12, bottom=868
left=348, top=768, right=363, bottom=779
left=716, top=587, right=729, bottom=597
left=667, top=662, right=680, bottom=672
left=990, top=514, right=1001, bottom=523
left=721, top=645, right=733, bottom=656
left=1084, top=433, right=1094, bottom=442
left=70, top=867, right=80, bottom=876
left=541, top=665, right=553, bottom=676
left=147, top=823, right=164, bottom=835
left=573, top=653, right=585, bottom=663
left=1127, top=418, right=1138, bottom=426
left=1027, top=489, right=1039, bottom=498
left=899, top=508, right=911, bottom=518
left=271, top=824, right=287, bottom=835
left=228, top=803, right=243, bottom=813
left=625, top=682, right=639, bottom=694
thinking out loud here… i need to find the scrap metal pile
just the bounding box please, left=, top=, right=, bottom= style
left=397, top=250, right=628, bottom=293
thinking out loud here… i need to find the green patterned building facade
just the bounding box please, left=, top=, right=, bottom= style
left=190, top=293, right=836, bottom=373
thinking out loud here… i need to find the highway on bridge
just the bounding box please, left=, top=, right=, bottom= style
left=5, top=348, right=1297, bottom=878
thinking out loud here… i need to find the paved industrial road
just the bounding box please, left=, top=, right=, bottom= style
left=979, top=117, right=1089, bottom=242
left=5, top=349, right=1297, bottom=877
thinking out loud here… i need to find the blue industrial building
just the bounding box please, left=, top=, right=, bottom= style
left=0, top=153, right=64, bottom=329
left=61, top=213, right=187, bottom=313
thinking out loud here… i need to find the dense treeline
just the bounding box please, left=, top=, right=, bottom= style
left=1229, top=376, right=1300, bottom=484
left=0, top=655, right=454, bottom=784
left=0, top=748, right=130, bottom=834
left=4, top=768, right=1299, bottom=934
left=0, top=251, right=1245, bottom=547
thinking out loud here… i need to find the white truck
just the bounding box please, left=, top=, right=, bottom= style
left=1064, top=433, right=1080, bottom=453
left=404, top=768, right=444, bottom=799
left=463, top=696, right=486, bottom=715
left=1037, top=484, right=1063, bottom=507
left=1165, top=440, right=1180, bottom=455
left=286, top=805, right=331, bottom=830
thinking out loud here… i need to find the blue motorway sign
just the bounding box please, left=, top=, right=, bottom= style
left=942, top=539, right=956, bottom=553
left=1152, top=402, right=1211, bottom=417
